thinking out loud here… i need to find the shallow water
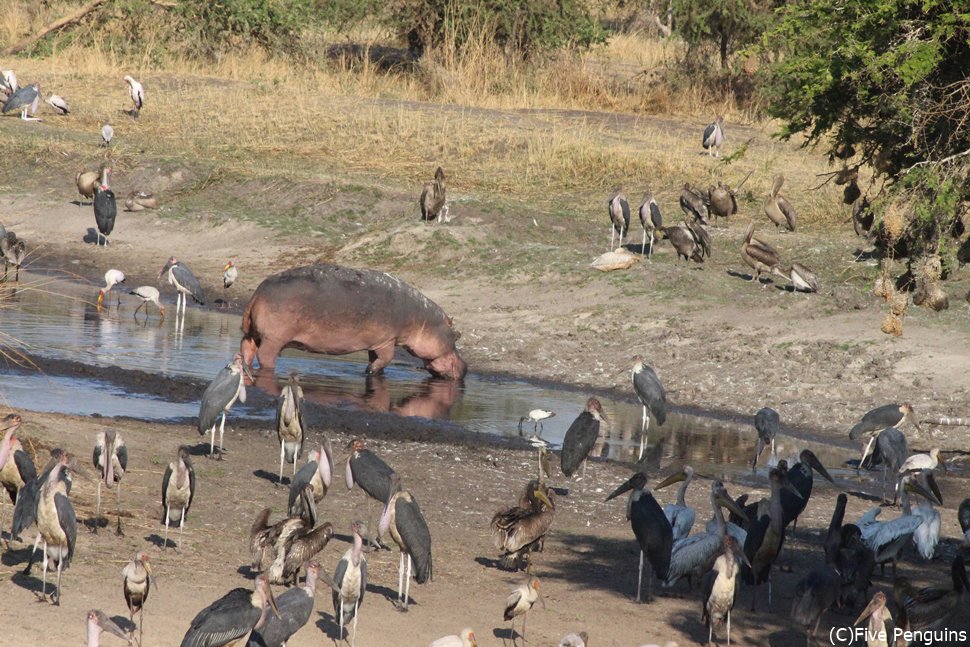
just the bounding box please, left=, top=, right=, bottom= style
left=0, top=273, right=878, bottom=482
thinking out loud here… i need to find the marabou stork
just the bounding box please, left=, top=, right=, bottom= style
left=198, top=353, right=250, bottom=459
left=159, top=256, right=206, bottom=321
left=124, top=190, right=159, bottom=211
left=130, top=286, right=165, bottom=320
left=0, top=69, right=17, bottom=98
left=753, top=407, right=780, bottom=468
left=959, top=499, right=970, bottom=545
left=86, top=609, right=130, bottom=646
left=707, top=182, right=738, bottom=224
left=788, top=263, right=819, bottom=293
left=504, top=576, right=543, bottom=645
left=702, top=534, right=749, bottom=646
left=665, top=221, right=706, bottom=264
left=431, top=628, right=478, bottom=647
left=855, top=591, right=895, bottom=647
left=93, top=166, right=116, bottom=246
left=36, top=451, right=77, bottom=604
left=859, top=426, right=908, bottom=502
left=837, top=524, right=875, bottom=610
left=560, top=397, right=608, bottom=479
left=790, top=565, right=841, bottom=646
left=741, top=223, right=786, bottom=286
left=379, top=475, right=433, bottom=611
left=894, top=556, right=969, bottom=632
left=764, top=175, right=796, bottom=232
left=823, top=493, right=848, bottom=568
left=222, top=260, right=237, bottom=307
left=161, top=445, right=195, bottom=551
left=288, top=444, right=333, bottom=526
left=608, top=188, right=631, bottom=251
left=2, top=83, right=40, bottom=120
left=856, top=473, right=937, bottom=577
left=48, top=95, right=69, bottom=115
left=655, top=465, right=696, bottom=541
left=12, top=448, right=71, bottom=573
left=664, top=480, right=747, bottom=591
left=680, top=184, right=709, bottom=225
left=345, top=437, right=395, bottom=505
left=631, top=356, right=666, bottom=462
left=781, top=449, right=835, bottom=535
left=743, top=464, right=802, bottom=611
left=276, top=373, right=305, bottom=485
left=518, top=409, right=555, bottom=435
left=101, top=123, right=113, bottom=146
left=420, top=167, right=447, bottom=222
left=638, top=191, right=663, bottom=257
left=491, top=480, right=555, bottom=571
left=0, top=229, right=27, bottom=281
left=124, top=75, right=144, bottom=114
left=180, top=574, right=280, bottom=647
left=98, top=269, right=126, bottom=309
left=702, top=115, right=725, bottom=157
left=246, top=560, right=320, bottom=647
left=0, top=414, right=32, bottom=538
left=850, top=403, right=921, bottom=445
left=606, top=471, right=673, bottom=602
left=92, top=429, right=127, bottom=535
left=330, top=520, right=367, bottom=647
left=123, top=551, right=154, bottom=645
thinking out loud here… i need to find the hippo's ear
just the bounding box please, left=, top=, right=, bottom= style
left=454, top=329, right=462, bottom=341
left=446, top=316, right=454, bottom=327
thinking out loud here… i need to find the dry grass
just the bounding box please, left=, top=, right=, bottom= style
left=0, top=3, right=847, bottom=229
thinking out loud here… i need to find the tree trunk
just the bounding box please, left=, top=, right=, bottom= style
left=719, top=28, right=729, bottom=69
left=4, top=0, right=109, bottom=56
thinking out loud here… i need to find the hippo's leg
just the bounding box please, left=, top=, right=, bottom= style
left=366, top=343, right=395, bottom=376
left=254, top=336, right=285, bottom=372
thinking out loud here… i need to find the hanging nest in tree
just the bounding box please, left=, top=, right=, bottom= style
left=881, top=313, right=904, bottom=336
left=912, top=254, right=949, bottom=311
left=882, top=201, right=908, bottom=243
left=873, top=276, right=894, bottom=300
left=890, top=292, right=908, bottom=317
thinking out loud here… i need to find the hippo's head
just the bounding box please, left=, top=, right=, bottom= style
left=427, top=351, right=467, bottom=381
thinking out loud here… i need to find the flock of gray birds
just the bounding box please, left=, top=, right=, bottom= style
left=0, top=67, right=965, bottom=647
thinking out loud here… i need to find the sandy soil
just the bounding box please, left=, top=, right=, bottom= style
left=0, top=153, right=969, bottom=645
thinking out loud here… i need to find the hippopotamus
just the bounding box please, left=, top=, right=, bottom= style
left=240, top=264, right=467, bottom=380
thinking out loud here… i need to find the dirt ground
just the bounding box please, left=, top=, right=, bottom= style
left=1, top=112, right=970, bottom=645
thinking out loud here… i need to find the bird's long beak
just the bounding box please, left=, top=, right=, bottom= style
left=534, top=489, right=553, bottom=510
left=223, top=262, right=232, bottom=272
left=783, top=480, right=804, bottom=499
left=655, top=469, right=687, bottom=490
left=97, top=290, right=105, bottom=308
left=0, top=418, right=21, bottom=434
left=854, top=595, right=882, bottom=626
left=605, top=475, right=637, bottom=502
left=753, top=438, right=766, bottom=468
left=730, top=539, right=752, bottom=568
left=805, top=451, right=835, bottom=484
left=904, top=478, right=936, bottom=504
left=98, top=611, right=130, bottom=641
left=267, top=582, right=281, bottom=619
left=925, top=471, right=944, bottom=505
left=717, top=492, right=747, bottom=520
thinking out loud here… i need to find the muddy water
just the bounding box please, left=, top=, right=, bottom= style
left=0, top=273, right=868, bottom=483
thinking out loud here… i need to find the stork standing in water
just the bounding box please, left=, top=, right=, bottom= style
left=36, top=451, right=77, bottom=605
left=198, top=352, right=250, bottom=459
left=608, top=188, right=631, bottom=251
left=331, top=520, right=368, bottom=646
left=86, top=609, right=130, bottom=647
left=606, top=471, right=673, bottom=603
left=504, top=576, right=543, bottom=645
left=162, top=445, right=195, bottom=551
left=851, top=403, right=921, bottom=475
left=2, top=83, right=41, bottom=120
left=92, top=429, right=127, bottom=535
left=123, top=551, right=154, bottom=645
left=631, top=355, right=667, bottom=462
left=276, top=372, right=305, bottom=485
left=93, top=166, right=116, bottom=246
left=247, top=560, right=320, bottom=647
left=753, top=407, right=780, bottom=468
left=380, top=475, right=432, bottom=611
left=560, top=397, right=608, bottom=480
left=222, top=260, right=237, bottom=308
left=124, top=75, right=144, bottom=115
left=518, top=409, right=555, bottom=435
left=180, top=574, right=280, bottom=647
left=702, top=115, right=725, bottom=157
left=158, top=256, right=206, bottom=325
left=639, top=191, right=663, bottom=257
left=129, top=286, right=165, bottom=321
left=0, top=414, right=32, bottom=540
left=98, top=269, right=126, bottom=309
left=288, top=444, right=333, bottom=527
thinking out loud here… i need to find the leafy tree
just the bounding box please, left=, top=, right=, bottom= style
left=176, top=0, right=319, bottom=54
left=762, top=0, right=970, bottom=268
left=670, top=0, right=778, bottom=69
